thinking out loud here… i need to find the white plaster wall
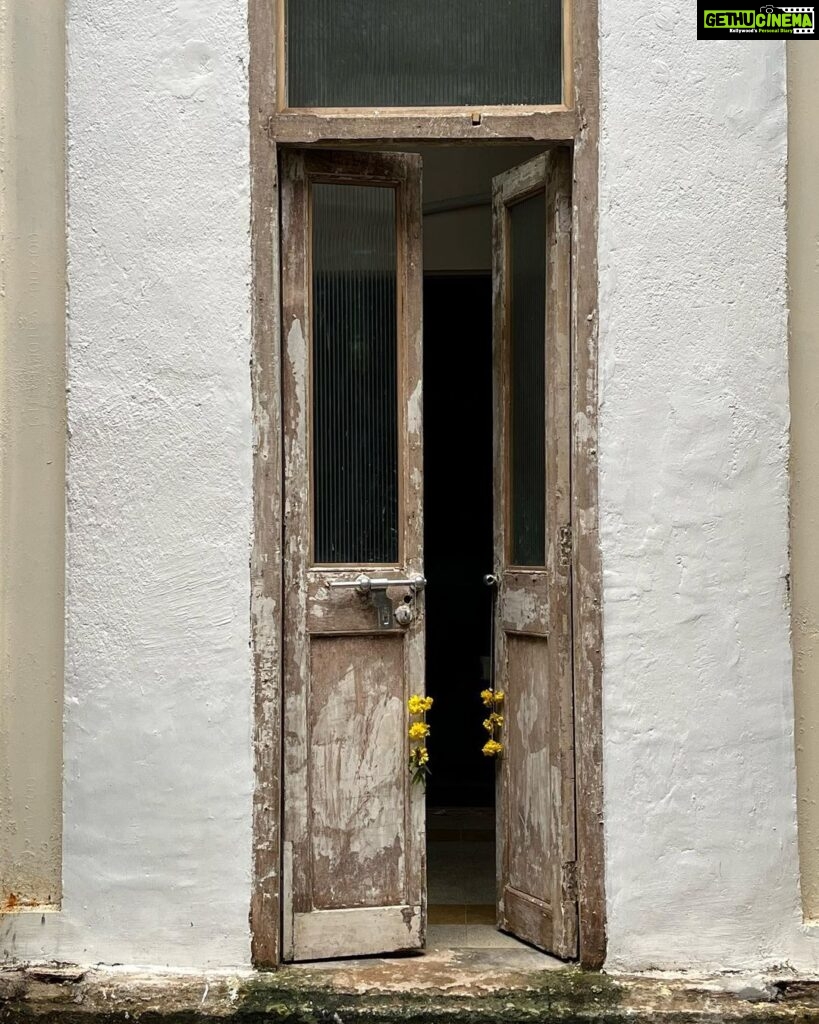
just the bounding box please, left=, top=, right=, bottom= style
left=1, top=0, right=254, bottom=968
left=598, top=15, right=819, bottom=972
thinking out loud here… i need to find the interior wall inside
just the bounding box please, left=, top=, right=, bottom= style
left=420, top=147, right=543, bottom=273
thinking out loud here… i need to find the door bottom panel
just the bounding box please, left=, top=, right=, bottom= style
left=500, top=886, right=553, bottom=952
left=293, top=905, right=424, bottom=961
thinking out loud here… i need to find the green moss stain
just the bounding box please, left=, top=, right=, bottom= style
left=6, top=968, right=799, bottom=1024
left=235, top=967, right=625, bottom=1024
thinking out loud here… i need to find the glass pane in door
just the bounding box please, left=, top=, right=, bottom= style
left=312, top=183, right=399, bottom=565
left=508, top=191, right=547, bottom=567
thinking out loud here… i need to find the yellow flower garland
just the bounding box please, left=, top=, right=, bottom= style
left=407, top=694, right=433, bottom=787
left=481, top=689, right=505, bottom=756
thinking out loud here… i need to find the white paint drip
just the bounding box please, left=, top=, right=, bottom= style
left=407, top=379, right=423, bottom=436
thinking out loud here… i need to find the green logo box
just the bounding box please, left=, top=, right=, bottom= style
left=698, top=3, right=817, bottom=38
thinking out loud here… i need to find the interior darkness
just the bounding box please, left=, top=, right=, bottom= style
left=423, top=274, right=495, bottom=808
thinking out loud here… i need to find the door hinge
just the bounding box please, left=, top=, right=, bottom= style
left=562, top=860, right=578, bottom=903
left=559, top=523, right=573, bottom=569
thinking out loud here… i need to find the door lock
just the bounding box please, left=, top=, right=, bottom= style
left=330, top=573, right=427, bottom=595
left=394, top=603, right=414, bottom=627
left=330, top=573, right=426, bottom=630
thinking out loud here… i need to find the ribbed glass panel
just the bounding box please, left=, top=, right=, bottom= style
left=287, top=0, right=562, bottom=108
left=508, top=191, right=547, bottom=567
left=312, top=183, right=399, bottom=565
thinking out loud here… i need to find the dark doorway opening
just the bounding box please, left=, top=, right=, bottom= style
left=417, top=143, right=553, bottom=950
left=423, top=273, right=497, bottom=936
left=423, top=274, right=495, bottom=808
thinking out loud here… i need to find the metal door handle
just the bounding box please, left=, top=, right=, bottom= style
left=330, top=573, right=427, bottom=595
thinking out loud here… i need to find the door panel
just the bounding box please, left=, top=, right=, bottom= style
left=309, top=635, right=406, bottom=910
left=281, top=150, right=425, bottom=962
left=492, top=150, right=577, bottom=959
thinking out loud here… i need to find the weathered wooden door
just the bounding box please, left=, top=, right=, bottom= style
left=491, top=150, right=577, bottom=958
left=280, top=150, right=426, bottom=962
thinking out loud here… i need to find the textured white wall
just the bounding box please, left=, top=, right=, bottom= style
left=1, top=0, right=254, bottom=968
left=597, top=16, right=819, bottom=971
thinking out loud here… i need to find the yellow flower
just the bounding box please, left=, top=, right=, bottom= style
left=481, top=688, right=505, bottom=707
left=408, top=694, right=434, bottom=715
left=409, top=722, right=430, bottom=741
left=483, top=712, right=504, bottom=732
left=408, top=743, right=431, bottom=787
left=482, top=739, right=503, bottom=757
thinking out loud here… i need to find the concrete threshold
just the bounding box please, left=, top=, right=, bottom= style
left=2, top=961, right=819, bottom=1023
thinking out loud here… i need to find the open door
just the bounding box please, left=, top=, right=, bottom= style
left=281, top=150, right=426, bottom=961
left=491, top=150, right=577, bottom=958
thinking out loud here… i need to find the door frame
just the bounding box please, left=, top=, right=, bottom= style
left=248, top=0, right=604, bottom=970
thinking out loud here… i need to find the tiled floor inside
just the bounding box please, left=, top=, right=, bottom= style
left=427, top=806, right=537, bottom=951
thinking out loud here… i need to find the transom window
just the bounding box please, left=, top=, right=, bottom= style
left=284, top=0, right=564, bottom=109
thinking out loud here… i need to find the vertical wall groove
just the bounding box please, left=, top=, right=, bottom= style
left=789, top=43, right=819, bottom=922
left=0, top=0, right=65, bottom=910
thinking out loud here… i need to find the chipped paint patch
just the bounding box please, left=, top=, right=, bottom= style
left=407, top=379, right=423, bottom=436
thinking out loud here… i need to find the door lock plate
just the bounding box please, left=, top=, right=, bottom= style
left=372, top=589, right=394, bottom=630
left=329, top=573, right=425, bottom=630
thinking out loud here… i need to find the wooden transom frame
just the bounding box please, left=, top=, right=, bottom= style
left=268, top=0, right=576, bottom=144
left=254, top=2, right=596, bottom=150
left=248, top=0, right=604, bottom=970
